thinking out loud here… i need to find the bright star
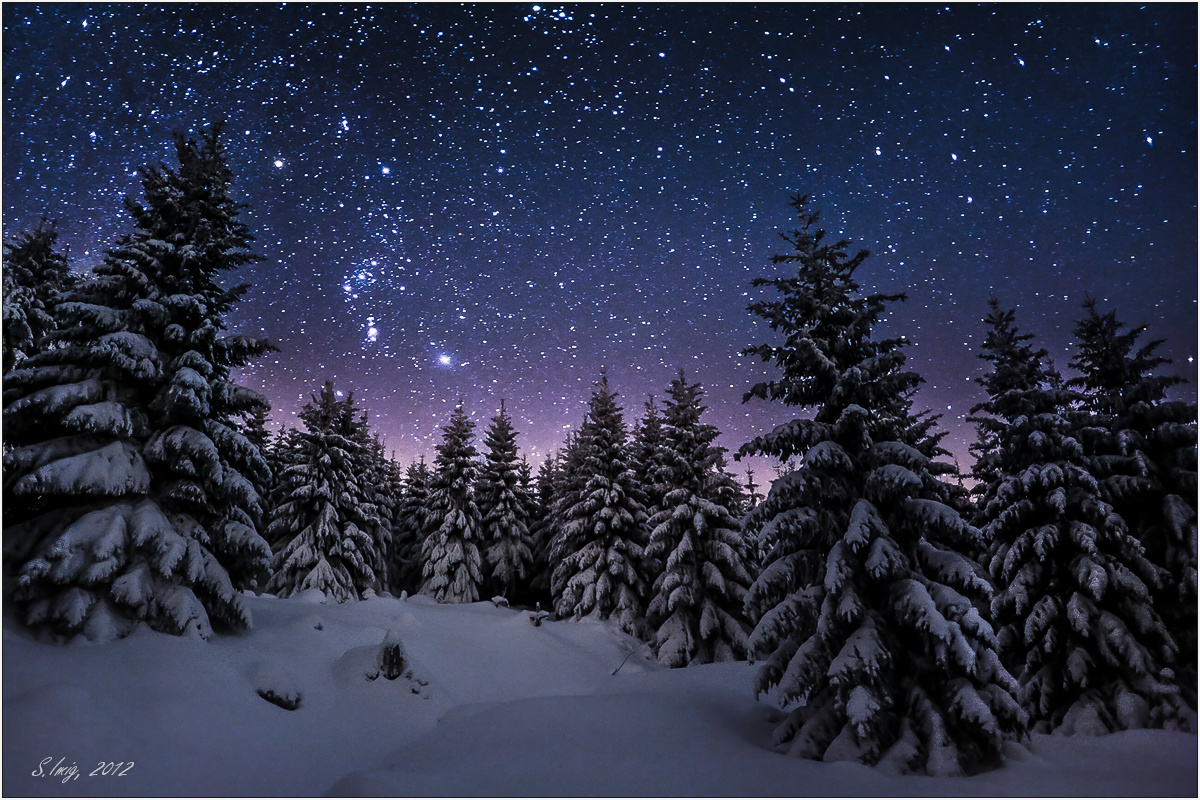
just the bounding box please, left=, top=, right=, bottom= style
left=439, top=354, right=452, bottom=366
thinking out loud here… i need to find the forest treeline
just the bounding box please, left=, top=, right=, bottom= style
left=3, top=124, right=1195, bottom=775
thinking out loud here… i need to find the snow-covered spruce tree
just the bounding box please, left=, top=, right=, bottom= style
left=2, top=219, right=76, bottom=375
left=733, top=469, right=767, bottom=578
left=631, top=395, right=674, bottom=584
left=549, top=372, right=649, bottom=636
left=741, top=468, right=765, bottom=516
left=1068, top=299, right=1198, bottom=693
left=632, top=396, right=672, bottom=524
left=518, top=456, right=536, bottom=507
left=238, top=400, right=277, bottom=531
left=645, top=369, right=753, bottom=667
left=263, top=426, right=303, bottom=552
left=360, top=432, right=398, bottom=592
left=967, top=300, right=1056, bottom=502
left=376, top=445, right=406, bottom=596
left=266, top=383, right=382, bottom=602
left=477, top=400, right=534, bottom=599
left=241, top=401, right=272, bottom=455
left=737, top=196, right=1023, bottom=774
left=2, top=124, right=274, bottom=640
left=537, top=433, right=588, bottom=597
left=390, top=456, right=432, bottom=596
left=970, top=299, right=1192, bottom=733
left=420, top=404, right=485, bottom=603
left=524, top=450, right=563, bottom=604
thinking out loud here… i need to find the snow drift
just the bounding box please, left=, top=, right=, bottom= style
left=3, top=593, right=1196, bottom=796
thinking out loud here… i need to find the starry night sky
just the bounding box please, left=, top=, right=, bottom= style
left=4, top=3, right=1196, bottom=475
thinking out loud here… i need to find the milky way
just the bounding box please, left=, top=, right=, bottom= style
left=4, top=4, right=1196, bottom=475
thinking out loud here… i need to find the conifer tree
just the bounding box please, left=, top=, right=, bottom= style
left=420, top=404, right=485, bottom=603
left=737, top=196, right=1023, bottom=774
left=391, top=457, right=432, bottom=596
left=971, top=299, right=1192, bottom=733
left=360, top=431, right=397, bottom=592
left=968, top=300, right=1054, bottom=499
left=2, top=218, right=76, bottom=375
left=549, top=372, right=648, bottom=636
left=478, top=401, right=534, bottom=599
left=632, top=396, right=672, bottom=522
left=266, top=383, right=382, bottom=602
left=631, top=395, right=672, bottom=585
left=646, top=369, right=753, bottom=666
left=742, top=468, right=764, bottom=515
left=239, top=401, right=276, bottom=529
left=540, top=432, right=589, bottom=595
left=525, top=451, right=562, bottom=604
left=377, top=446, right=406, bottom=596
left=518, top=456, right=536, bottom=505
left=263, top=427, right=302, bottom=552
left=241, top=402, right=272, bottom=454
left=738, top=468, right=769, bottom=575
left=3, top=124, right=273, bottom=640
left=1068, top=298, right=1197, bottom=710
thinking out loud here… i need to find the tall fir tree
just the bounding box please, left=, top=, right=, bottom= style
left=1067, top=298, right=1197, bottom=710
left=390, top=456, right=432, bottom=596
left=631, top=395, right=672, bottom=584
left=739, top=467, right=769, bottom=576
left=265, top=383, right=382, bottom=602
left=2, top=218, right=76, bottom=375
left=517, top=456, right=536, bottom=508
left=360, top=431, right=398, bottom=592
left=539, top=432, right=589, bottom=598
left=645, top=369, right=753, bottom=666
left=737, top=196, right=1023, bottom=774
left=968, top=300, right=1055, bottom=499
left=525, top=450, right=562, bottom=605
left=263, top=427, right=302, bottom=552
left=377, top=444, right=407, bottom=596
left=239, top=401, right=276, bottom=531
left=549, top=372, right=649, bottom=636
left=742, top=467, right=764, bottom=514
left=477, top=401, right=534, bottom=599
left=420, top=404, right=485, bottom=603
left=2, top=124, right=274, bottom=640
left=970, top=299, right=1192, bottom=733
left=632, top=396, right=672, bottom=522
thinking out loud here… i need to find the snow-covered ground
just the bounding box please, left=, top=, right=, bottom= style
left=4, top=592, right=1196, bottom=797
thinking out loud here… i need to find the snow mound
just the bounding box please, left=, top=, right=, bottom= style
left=251, top=661, right=302, bottom=710
left=293, top=587, right=328, bottom=604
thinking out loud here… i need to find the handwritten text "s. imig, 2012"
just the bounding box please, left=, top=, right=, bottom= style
left=32, top=757, right=134, bottom=783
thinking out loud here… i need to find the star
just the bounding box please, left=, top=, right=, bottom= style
left=1, top=3, right=1192, bottom=471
